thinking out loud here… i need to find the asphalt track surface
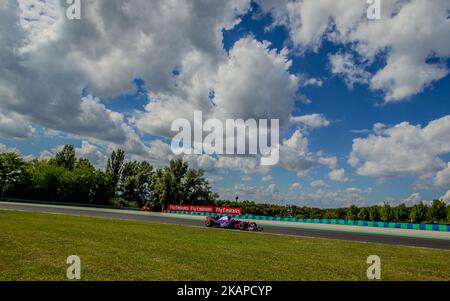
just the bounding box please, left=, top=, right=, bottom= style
left=1, top=202, right=450, bottom=250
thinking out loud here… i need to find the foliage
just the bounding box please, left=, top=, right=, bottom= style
left=215, top=199, right=450, bottom=224
left=368, top=206, right=380, bottom=222
left=410, top=202, right=429, bottom=223
left=0, top=153, right=28, bottom=199
left=380, top=202, right=394, bottom=222
left=24, top=159, right=112, bottom=204
left=0, top=146, right=217, bottom=212
left=54, top=145, right=76, bottom=170
left=428, top=200, right=447, bottom=223
left=150, top=159, right=217, bottom=210
left=346, top=205, right=359, bottom=220
left=106, top=149, right=125, bottom=196
left=394, top=203, right=409, bottom=222
left=109, top=197, right=138, bottom=208
left=357, top=207, right=369, bottom=221
left=120, top=160, right=153, bottom=207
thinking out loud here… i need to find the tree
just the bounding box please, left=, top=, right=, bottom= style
left=120, top=160, right=153, bottom=206
left=428, top=200, right=447, bottom=223
left=164, top=159, right=188, bottom=204
left=75, top=158, right=95, bottom=170
left=28, top=160, right=67, bottom=202
left=26, top=155, right=112, bottom=204
left=358, top=207, right=370, bottom=221
left=150, top=159, right=188, bottom=209
left=0, top=153, right=27, bottom=199
left=149, top=169, right=166, bottom=209
left=183, top=168, right=217, bottom=205
left=394, top=203, right=409, bottom=222
left=346, top=205, right=359, bottom=220
left=54, top=145, right=76, bottom=170
left=106, top=149, right=125, bottom=196
left=368, top=206, right=380, bottom=221
left=150, top=159, right=217, bottom=210
left=65, top=164, right=111, bottom=205
left=380, top=202, right=394, bottom=222
left=336, top=208, right=346, bottom=219
left=410, top=202, right=428, bottom=223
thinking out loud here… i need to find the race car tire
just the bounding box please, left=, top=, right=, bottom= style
left=205, top=219, right=213, bottom=227
left=239, top=222, right=246, bottom=230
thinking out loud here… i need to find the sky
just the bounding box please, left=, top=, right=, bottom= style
left=1, top=0, right=450, bottom=208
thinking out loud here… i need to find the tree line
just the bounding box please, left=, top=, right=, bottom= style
left=215, top=200, right=450, bottom=224
left=1, top=144, right=449, bottom=224
left=0, top=145, right=217, bottom=211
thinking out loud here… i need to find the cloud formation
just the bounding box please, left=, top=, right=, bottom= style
left=133, top=38, right=299, bottom=137
left=329, top=168, right=349, bottom=182
left=257, top=0, right=450, bottom=102
left=290, top=113, right=330, bottom=129
left=349, top=116, right=450, bottom=178
left=1, top=0, right=252, bottom=153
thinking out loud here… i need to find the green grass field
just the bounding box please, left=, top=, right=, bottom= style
left=0, top=210, right=449, bottom=281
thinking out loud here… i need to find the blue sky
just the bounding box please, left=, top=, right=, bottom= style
left=1, top=0, right=450, bottom=207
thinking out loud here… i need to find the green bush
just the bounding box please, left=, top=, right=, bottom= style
left=410, top=202, right=428, bottom=223
left=109, top=197, right=138, bottom=208
left=447, top=206, right=450, bottom=223
left=428, top=200, right=447, bottom=223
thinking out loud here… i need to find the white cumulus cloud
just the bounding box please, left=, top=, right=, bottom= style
left=290, top=113, right=330, bottom=129
left=349, top=116, right=450, bottom=178
left=257, top=0, right=450, bottom=102
left=433, top=163, right=450, bottom=188
left=329, top=168, right=349, bottom=182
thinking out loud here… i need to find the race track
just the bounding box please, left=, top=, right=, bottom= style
left=1, top=201, right=449, bottom=250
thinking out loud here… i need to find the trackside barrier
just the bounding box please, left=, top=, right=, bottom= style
left=163, top=210, right=450, bottom=232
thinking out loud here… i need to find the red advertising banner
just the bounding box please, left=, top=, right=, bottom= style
left=167, top=204, right=214, bottom=213
left=215, top=207, right=242, bottom=215
left=189, top=205, right=215, bottom=213
left=166, top=204, right=242, bottom=215
left=167, top=204, right=189, bottom=211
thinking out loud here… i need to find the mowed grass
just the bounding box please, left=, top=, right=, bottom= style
left=0, top=210, right=449, bottom=281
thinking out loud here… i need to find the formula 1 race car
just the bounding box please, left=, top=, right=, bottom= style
left=205, top=216, right=264, bottom=231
